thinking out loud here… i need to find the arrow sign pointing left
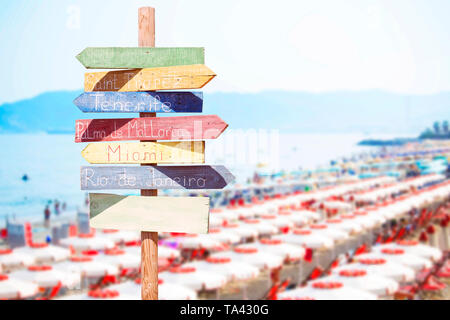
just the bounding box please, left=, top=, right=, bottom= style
left=75, top=115, right=228, bottom=142
left=76, top=47, right=204, bottom=69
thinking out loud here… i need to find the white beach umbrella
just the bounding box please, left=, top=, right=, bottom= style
left=355, top=249, right=432, bottom=272
left=325, top=218, right=363, bottom=234
left=308, top=224, right=349, bottom=242
left=109, top=278, right=198, bottom=300
left=14, top=243, right=71, bottom=263
left=58, top=288, right=137, bottom=300
left=96, top=230, right=140, bottom=245
left=159, top=266, right=227, bottom=291
left=175, top=234, right=222, bottom=251
left=311, top=269, right=398, bottom=297
left=98, top=249, right=140, bottom=270
left=211, top=245, right=284, bottom=270
left=0, top=248, right=35, bottom=270
left=273, top=229, right=334, bottom=250
left=9, top=265, right=80, bottom=289
left=332, top=259, right=415, bottom=282
left=59, top=234, right=116, bottom=252
left=237, top=219, right=278, bottom=236
left=277, top=210, right=310, bottom=227
left=185, top=256, right=259, bottom=281
left=252, top=238, right=305, bottom=262
left=278, top=281, right=377, bottom=300
left=206, top=228, right=241, bottom=245
left=0, top=274, right=39, bottom=299
left=373, top=241, right=443, bottom=262
left=220, top=223, right=258, bottom=241
left=53, top=256, right=119, bottom=278
left=258, top=214, right=294, bottom=232
left=291, top=209, right=321, bottom=221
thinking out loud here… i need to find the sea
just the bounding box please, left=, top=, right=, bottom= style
left=0, top=132, right=402, bottom=225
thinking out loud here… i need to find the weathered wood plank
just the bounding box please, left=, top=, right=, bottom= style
left=76, top=47, right=204, bottom=69
left=73, top=91, right=203, bottom=113
left=75, top=115, right=228, bottom=142
left=89, top=193, right=210, bottom=233
left=81, top=141, right=205, bottom=164
left=84, top=65, right=215, bottom=92
left=80, top=165, right=235, bottom=190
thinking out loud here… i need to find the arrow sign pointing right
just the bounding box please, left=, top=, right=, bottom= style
left=81, top=165, right=235, bottom=190
left=75, top=115, right=228, bottom=142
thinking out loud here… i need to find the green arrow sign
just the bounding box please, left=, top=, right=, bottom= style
left=76, top=47, right=204, bottom=69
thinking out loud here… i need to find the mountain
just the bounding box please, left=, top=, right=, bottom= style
left=1, top=90, right=449, bottom=134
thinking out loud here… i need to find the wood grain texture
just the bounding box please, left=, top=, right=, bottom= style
left=139, top=6, right=158, bottom=301
left=84, top=65, right=216, bottom=92
left=75, top=115, right=228, bottom=142
left=73, top=91, right=203, bottom=113
left=81, top=141, right=205, bottom=164
left=76, top=47, right=204, bottom=69
left=89, top=193, right=210, bottom=233
left=80, top=165, right=235, bottom=190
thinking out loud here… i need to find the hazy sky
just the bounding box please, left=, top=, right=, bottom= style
left=1, top=0, right=450, bottom=103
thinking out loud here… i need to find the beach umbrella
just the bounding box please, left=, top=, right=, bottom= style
left=273, top=229, right=334, bottom=250
left=291, top=209, right=321, bottom=221
left=98, top=249, right=140, bottom=270
left=277, top=210, right=310, bottom=227
left=209, top=215, right=226, bottom=228
left=325, top=218, right=363, bottom=234
left=58, top=288, right=137, bottom=300
left=96, top=230, right=140, bottom=245
left=185, top=256, right=259, bottom=281
left=258, top=214, right=294, bottom=232
left=59, top=233, right=116, bottom=252
left=311, top=269, right=398, bottom=297
left=278, top=281, right=377, bottom=300
left=211, top=245, right=284, bottom=270
left=109, top=278, right=198, bottom=300
left=206, top=228, right=241, bottom=245
left=0, top=274, right=39, bottom=299
left=159, top=266, right=227, bottom=291
left=221, top=223, right=258, bottom=241
left=372, top=241, right=442, bottom=262
left=307, top=224, right=349, bottom=242
left=355, top=249, right=432, bottom=272
left=9, top=265, right=80, bottom=289
left=237, top=219, right=278, bottom=236
left=173, top=234, right=222, bottom=251
left=332, top=259, right=415, bottom=282
left=0, top=248, right=34, bottom=271
left=251, top=238, right=305, bottom=262
left=53, top=256, right=119, bottom=278
left=14, top=243, right=71, bottom=264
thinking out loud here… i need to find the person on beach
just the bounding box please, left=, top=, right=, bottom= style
left=44, top=205, right=51, bottom=228
left=62, top=202, right=67, bottom=212
left=54, top=199, right=60, bottom=216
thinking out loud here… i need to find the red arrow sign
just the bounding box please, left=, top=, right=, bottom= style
left=75, top=115, right=228, bottom=142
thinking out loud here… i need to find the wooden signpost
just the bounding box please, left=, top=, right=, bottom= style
left=75, top=6, right=231, bottom=300
left=80, top=165, right=234, bottom=190
left=81, top=141, right=205, bottom=164
left=77, top=47, right=204, bottom=69
left=89, top=194, right=210, bottom=234
left=75, top=115, right=228, bottom=142
left=73, top=91, right=203, bottom=113
left=84, top=65, right=216, bottom=92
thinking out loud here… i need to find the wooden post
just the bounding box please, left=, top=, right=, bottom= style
left=139, top=6, right=158, bottom=301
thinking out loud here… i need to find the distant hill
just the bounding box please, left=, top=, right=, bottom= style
left=1, top=89, right=450, bottom=134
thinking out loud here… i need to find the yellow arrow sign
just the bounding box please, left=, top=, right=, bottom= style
left=81, top=141, right=205, bottom=164
left=84, top=64, right=216, bottom=92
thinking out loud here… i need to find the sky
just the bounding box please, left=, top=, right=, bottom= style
left=1, top=0, right=450, bottom=104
